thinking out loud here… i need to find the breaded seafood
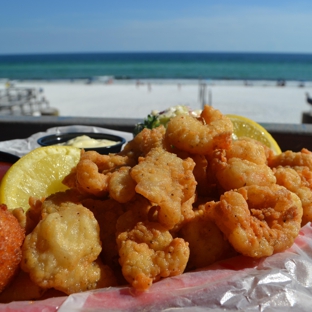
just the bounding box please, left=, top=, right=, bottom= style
left=131, top=147, right=197, bottom=229
left=21, top=202, right=116, bottom=295
left=117, top=221, right=189, bottom=291
left=166, top=105, right=233, bottom=155
left=0, top=204, right=25, bottom=293
left=274, top=166, right=312, bottom=226
left=208, top=185, right=303, bottom=258
left=211, top=149, right=276, bottom=192
left=179, top=207, right=236, bottom=270
left=268, top=148, right=312, bottom=169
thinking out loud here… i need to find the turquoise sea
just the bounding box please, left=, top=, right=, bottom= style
left=0, top=52, right=312, bottom=82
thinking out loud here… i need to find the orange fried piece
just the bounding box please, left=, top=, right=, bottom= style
left=117, top=221, right=189, bottom=291
left=0, top=204, right=25, bottom=293
left=274, top=166, right=312, bottom=226
left=131, top=147, right=197, bottom=229
left=179, top=207, right=236, bottom=271
left=108, top=166, right=136, bottom=203
left=210, top=149, right=276, bottom=192
left=121, top=125, right=166, bottom=162
left=165, top=105, right=233, bottom=156
left=268, top=148, right=312, bottom=169
left=209, top=185, right=303, bottom=258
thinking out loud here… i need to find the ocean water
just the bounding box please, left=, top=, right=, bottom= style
left=0, top=52, right=312, bottom=82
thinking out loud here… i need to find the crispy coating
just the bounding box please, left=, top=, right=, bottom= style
left=268, top=148, right=312, bottom=169
left=108, top=166, right=136, bottom=203
left=274, top=166, right=312, bottom=226
left=116, top=194, right=153, bottom=234
left=121, top=126, right=166, bottom=162
left=0, top=270, right=46, bottom=303
left=225, top=138, right=268, bottom=165
left=21, top=202, right=116, bottom=294
left=0, top=204, right=25, bottom=293
left=82, top=198, right=124, bottom=271
left=209, top=185, right=303, bottom=258
left=131, top=147, right=197, bottom=229
left=117, top=221, right=189, bottom=291
left=179, top=207, right=236, bottom=271
left=211, top=149, right=276, bottom=191
left=63, top=150, right=133, bottom=197
left=165, top=105, right=233, bottom=155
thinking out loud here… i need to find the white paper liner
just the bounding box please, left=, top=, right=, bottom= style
left=0, top=125, right=133, bottom=157
left=1, top=223, right=312, bottom=312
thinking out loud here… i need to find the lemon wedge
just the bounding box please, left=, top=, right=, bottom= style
left=0, top=146, right=81, bottom=211
left=227, top=114, right=282, bottom=155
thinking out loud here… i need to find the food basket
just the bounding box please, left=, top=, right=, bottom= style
left=1, top=116, right=312, bottom=311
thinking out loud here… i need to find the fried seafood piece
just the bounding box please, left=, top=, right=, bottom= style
left=63, top=150, right=133, bottom=197
left=116, top=194, right=154, bottom=234
left=210, top=148, right=276, bottom=191
left=21, top=202, right=117, bottom=295
left=81, top=198, right=124, bottom=270
left=268, top=148, right=312, bottom=169
left=208, top=185, right=303, bottom=258
left=117, top=221, right=190, bottom=291
left=294, top=165, right=312, bottom=189
left=179, top=207, right=236, bottom=271
left=0, top=270, right=46, bottom=303
left=108, top=166, right=136, bottom=203
left=0, top=204, right=25, bottom=293
left=165, top=105, right=233, bottom=155
left=236, top=136, right=275, bottom=163
left=225, top=137, right=268, bottom=165
left=130, top=147, right=197, bottom=229
left=274, top=166, right=312, bottom=226
left=120, top=125, right=166, bottom=162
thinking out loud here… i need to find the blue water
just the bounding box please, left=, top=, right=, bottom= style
left=0, top=52, right=312, bottom=82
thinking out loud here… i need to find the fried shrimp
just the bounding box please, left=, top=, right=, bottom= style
left=179, top=208, right=236, bottom=271
left=64, top=150, right=133, bottom=197
left=273, top=166, right=312, bottom=226
left=209, top=185, right=302, bottom=258
left=0, top=204, right=25, bottom=293
left=165, top=105, right=233, bottom=155
left=268, top=148, right=312, bottom=169
left=210, top=148, right=276, bottom=192
left=121, top=125, right=166, bottom=162
left=117, top=221, right=189, bottom=291
left=225, top=138, right=268, bottom=165
left=131, top=147, right=197, bottom=229
left=21, top=202, right=117, bottom=294
left=108, top=166, right=136, bottom=203
left=76, top=155, right=110, bottom=197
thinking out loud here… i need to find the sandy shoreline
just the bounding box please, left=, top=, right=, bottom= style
left=1, top=79, right=312, bottom=124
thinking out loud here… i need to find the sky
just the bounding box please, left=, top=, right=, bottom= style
left=1, top=0, right=312, bottom=55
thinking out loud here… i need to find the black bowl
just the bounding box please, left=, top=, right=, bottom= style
left=37, top=132, right=126, bottom=154
left=0, top=151, right=20, bottom=164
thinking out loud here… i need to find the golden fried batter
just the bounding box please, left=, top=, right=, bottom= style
left=166, top=105, right=233, bottom=155
left=179, top=207, right=236, bottom=271
left=209, top=185, right=303, bottom=258
left=108, top=166, right=136, bottom=203
left=21, top=202, right=116, bottom=294
left=131, top=147, right=197, bottom=229
left=117, top=221, right=189, bottom=291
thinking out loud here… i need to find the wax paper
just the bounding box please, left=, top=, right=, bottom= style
left=0, top=223, right=311, bottom=311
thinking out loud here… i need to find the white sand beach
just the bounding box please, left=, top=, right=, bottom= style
left=3, top=79, right=312, bottom=124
